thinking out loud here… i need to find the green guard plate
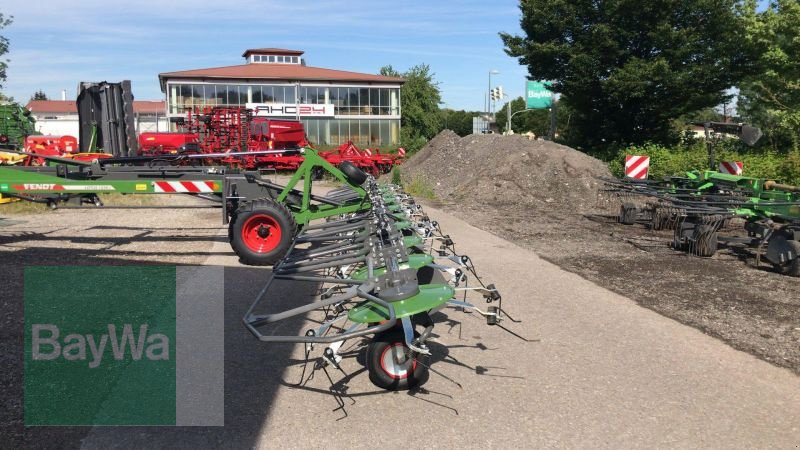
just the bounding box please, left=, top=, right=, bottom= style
left=350, top=254, right=433, bottom=281
left=393, top=220, right=412, bottom=231
left=403, top=235, right=423, bottom=248
left=348, top=284, right=455, bottom=323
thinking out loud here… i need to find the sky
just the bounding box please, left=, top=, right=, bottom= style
left=1, top=0, right=529, bottom=111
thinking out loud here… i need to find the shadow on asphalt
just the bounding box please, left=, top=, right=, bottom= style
left=1, top=257, right=310, bottom=449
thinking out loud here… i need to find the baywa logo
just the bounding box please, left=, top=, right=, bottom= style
left=25, top=266, right=178, bottom=426
left=31, top=323, right=170, bottom=369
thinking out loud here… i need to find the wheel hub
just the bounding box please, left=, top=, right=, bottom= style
left=241, top=214, right=282, bottom=253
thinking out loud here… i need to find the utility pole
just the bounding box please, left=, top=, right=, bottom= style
left=506, top=99, right=512, bottom=134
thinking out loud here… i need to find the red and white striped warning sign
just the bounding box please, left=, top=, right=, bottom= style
left=397, top=148, right=406, bottom=157
left=364, top=148, right=372, bottom=156
left=719, top=161, right=743, bottom=175
left=625, top=155, right=650, bottom=179
left=152, top=181, right=217, bottom=193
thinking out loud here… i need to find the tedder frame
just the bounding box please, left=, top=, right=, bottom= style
left=0, top=147, right=372, bottom=265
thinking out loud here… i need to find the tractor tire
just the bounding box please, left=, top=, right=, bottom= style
left=366, top=329, right=427, bottom=391
left=339, top=161, right=368, bottom=186
left=619, top=203, right=637, bottom=225
left=693, top=224, right=718, bottom=258
left=229, top=198, right=296, bottom=266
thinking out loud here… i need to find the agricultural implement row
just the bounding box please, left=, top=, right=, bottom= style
left=604, top=169, right=800, bottom=276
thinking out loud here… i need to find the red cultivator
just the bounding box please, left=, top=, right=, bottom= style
left=319, top=141, right=404, bottom=176
left=136, top=106, right=405, bottom=173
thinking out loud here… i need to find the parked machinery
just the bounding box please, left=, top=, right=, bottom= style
left=0, top=101, right=37, bottom=151
left=605, top=170, right=800, bottom=276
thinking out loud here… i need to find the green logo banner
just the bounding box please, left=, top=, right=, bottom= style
left=526, top=81, right=553, bottom=109
left=24, top=266, right=224, bottom=426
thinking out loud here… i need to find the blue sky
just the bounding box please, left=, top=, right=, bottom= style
left=2, top=0, right=529, bottom=111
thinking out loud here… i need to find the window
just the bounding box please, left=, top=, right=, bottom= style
left=268, top=55, right=275, bottom=63
left=205, top=85, right=218, bottom=106
left=252, top=86, right=263, bottom=103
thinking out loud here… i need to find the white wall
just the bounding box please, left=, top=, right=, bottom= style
left=31, top=113, right=170, bottom=142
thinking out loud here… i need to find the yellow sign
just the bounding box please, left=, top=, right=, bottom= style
left=135, top=184, right=147, bottom=191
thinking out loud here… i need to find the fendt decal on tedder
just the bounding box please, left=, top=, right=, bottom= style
left=602, top=123, right=800, bottom=277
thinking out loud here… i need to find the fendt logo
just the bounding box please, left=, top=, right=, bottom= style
left=13, top=183, right=62, bottom=190
left=32, top=323, right=170, bottom=368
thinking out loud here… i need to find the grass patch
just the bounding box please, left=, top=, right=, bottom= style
left=403, top=176, right=437, bottom=200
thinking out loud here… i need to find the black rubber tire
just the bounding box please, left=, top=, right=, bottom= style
left=619, top=203, right=637, bottom=225
left=693, top=224, right=718, bottom=257
left=339, top=161, right=368, bottom=186
left=229, top=198, right=296, bottom=266
left=366, top=329, right=427, bottom=391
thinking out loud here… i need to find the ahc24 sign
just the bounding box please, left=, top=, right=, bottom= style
left=526, top=81, right=553, bottom=109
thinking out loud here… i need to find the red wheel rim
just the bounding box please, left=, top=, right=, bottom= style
left=241, top=214, right=282, bottom=253
left=379, top=343, right=416, bottom=379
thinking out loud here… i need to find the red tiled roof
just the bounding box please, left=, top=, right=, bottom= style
left=242, top=48, right=304, bottom=57
left=25, top=100, right=166, bottom=114
left=159, top=64, right=405, bottom=89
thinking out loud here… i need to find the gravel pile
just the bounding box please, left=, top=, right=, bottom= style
left=401, top=130, right=612, bottom=217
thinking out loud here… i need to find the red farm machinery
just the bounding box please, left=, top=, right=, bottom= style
left=140, top=106, right=405, bottom=174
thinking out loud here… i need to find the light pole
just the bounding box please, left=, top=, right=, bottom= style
left=488, top=69, right=499, bottom=115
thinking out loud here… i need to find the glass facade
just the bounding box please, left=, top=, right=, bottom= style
left=302, top=118, right=399, bottom=147
left=166, top=82, right=401, bottom=146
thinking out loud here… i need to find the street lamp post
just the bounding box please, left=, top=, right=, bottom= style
left=488, top=69, right=499, bottom=116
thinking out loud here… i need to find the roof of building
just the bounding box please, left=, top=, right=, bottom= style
left=242, top=48, right=305, bottom=57
left=25, top=100, right=166, bottom=114
left=158, top=64, right=405, bottom=90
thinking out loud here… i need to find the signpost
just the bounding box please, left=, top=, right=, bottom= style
left=526, top=81, right=552, bottom=109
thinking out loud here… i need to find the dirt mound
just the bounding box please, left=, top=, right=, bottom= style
left=401, top=131, right=612, bottom=217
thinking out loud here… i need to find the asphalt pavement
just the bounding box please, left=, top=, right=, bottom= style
left=75, top=203, right=800, bottom=449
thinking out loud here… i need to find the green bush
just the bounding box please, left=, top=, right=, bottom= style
left=605, top=140, right=800, bottom=185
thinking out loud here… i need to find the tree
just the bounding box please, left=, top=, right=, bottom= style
left=500, top=0, right=758, bottom=150
left=495, top=97, right=574, bottom=139
left=380, top=64, right=442, bottom=152
left=738, top=0, right=800, bottom=151
left=31, top=89, right=48, bottom=101
left=0, top=13, right=12, bottom=92
left=440, top=109, right=481, bottom=137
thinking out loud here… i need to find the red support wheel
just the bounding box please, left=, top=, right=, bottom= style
left=229, top=198, right=296, bottom=265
